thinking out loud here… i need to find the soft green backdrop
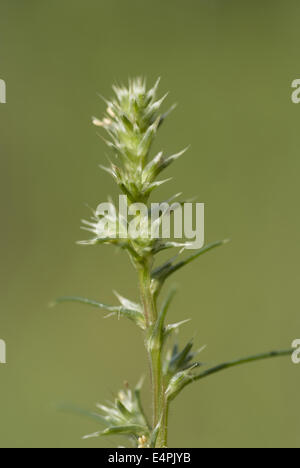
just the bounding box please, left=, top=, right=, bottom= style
left=0, top=0, right=299, bottom=448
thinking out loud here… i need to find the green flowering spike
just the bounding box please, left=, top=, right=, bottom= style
left=83, top=79, right=197, bottom=261
left=91, top=78, right=182, bottom=206
left=93, top=78, right=165, bottom=165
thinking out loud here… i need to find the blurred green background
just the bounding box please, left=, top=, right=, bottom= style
left=0, top=0, right=299, bottom=448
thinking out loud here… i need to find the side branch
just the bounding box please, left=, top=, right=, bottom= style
left=168, top=349, right=293, bottom=401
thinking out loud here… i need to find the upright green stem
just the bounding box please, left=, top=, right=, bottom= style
left=157, top=395, right=169, bottom=447
left=138, top=263, right=156, bottom=327
left=138, top=259, right=167, bottom=446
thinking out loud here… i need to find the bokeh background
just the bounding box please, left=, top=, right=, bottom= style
left=0, top=0, right=299, bottom=448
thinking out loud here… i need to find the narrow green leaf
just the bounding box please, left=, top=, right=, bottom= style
left=54, top=296, right=120, bottom=312
left=155, top=147, right=188, bottom=177
left=157, top=288, right=177, bottom=333
left=58, top=403, right=108, bottom=426
left=167, top=349, right=293, bottom=402
left=82, top=431, right=102, bottom=440
left=134, top=377, right=151, bottom=430
left=53, top=296, right=146, bottom=329
left=101, top=424, right=146, bottom=436
left=152, top=240, right=229, bottom=287
left=149, top=418, right=162, bottom=448
left=148, top=288, right=177, bottom=351
left=116, top=400, right=132, bottom=419
left=170, top=341, right=194, bottom=369
left=158, top=103, right=177, bottom=127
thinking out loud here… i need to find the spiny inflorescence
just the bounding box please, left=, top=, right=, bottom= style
left=81, top=78, right=189, bottom=261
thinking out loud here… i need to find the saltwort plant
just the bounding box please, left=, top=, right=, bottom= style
left=56, top=78, right=292, bottom=448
